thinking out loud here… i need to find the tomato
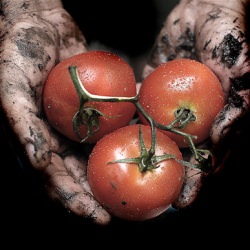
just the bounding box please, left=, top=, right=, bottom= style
left=138, top=58, right=225, bottom=148
left=43, top=50, right=137, bottom=143
left=87, top=124, right=184, bottom=221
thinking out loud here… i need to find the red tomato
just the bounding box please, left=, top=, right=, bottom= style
left=87, top=124, right=184, bottom=221
left=138, top=58, right=225, bottom=148
left=43, top=50, right=137, bottom=143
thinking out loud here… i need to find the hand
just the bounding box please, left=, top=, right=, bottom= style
left=0, top=0, right=110, bottom=225
left=142, top=0, right=250, bottom=208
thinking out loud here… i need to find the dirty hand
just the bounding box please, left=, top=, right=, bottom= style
left=142, top=0, right=250, bottom=208
left=0, top=0, right=110, bottom=225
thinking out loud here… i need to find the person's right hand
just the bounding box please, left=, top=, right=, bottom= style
left=0, top=0, right=111, bottom=225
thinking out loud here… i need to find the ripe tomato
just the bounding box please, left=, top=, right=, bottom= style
left=43, top=50, right=137, bottom=143
left=87, top=124, right=184, bottom=221
left=138, top=58, right=225, bottom=148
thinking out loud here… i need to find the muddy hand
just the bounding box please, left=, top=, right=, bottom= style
left=0, top=0, right=110, bottom=224
left=142, top=0, right=250, bottom=208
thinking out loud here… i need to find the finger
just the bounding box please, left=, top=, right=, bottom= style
left=44, top=153, right=111, bottom=225
left=173, top=141, right=210, bottom=208
left=63, top=154, right=91, bottom=193
left=211, top=83, right=250, bottom=147
left=173, top=166, right=208, bottom=209
left=211, top=94, right=250, bottom=170
left=0, top=1, right=88, bottom=170
left=0, top=40, right=56, bottom=169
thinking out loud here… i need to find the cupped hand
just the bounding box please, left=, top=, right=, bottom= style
left=142, top=0, right=250, bottom=207
left=0, top=0, right=110, bottom=225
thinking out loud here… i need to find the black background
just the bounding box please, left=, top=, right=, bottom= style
left=2, top=0, right=249, bottom=247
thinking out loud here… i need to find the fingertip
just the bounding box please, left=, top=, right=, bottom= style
left=142, top=64, right=155, bottom=80
left=92, top=207, right=112, bottom=226
left=72, top=192, right=112, bottom=225
left=25, top=142, right=51, bottom=170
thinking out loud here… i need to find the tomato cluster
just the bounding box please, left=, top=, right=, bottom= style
left=43, top=51, right=225, bottom=221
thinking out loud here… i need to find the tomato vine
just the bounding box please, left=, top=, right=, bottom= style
left=69, top=65, right=213, bottom=173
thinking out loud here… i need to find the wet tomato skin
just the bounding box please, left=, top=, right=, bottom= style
left=138, top=58, right=225, bottom=148
left=43, top=50, right=137, bottom=143
left=87, top=124, right=184, bottom=221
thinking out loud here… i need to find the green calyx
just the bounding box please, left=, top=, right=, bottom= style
left=108, top=125, right=176, bottom=173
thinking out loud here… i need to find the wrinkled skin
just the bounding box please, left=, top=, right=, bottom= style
left=143, top=0, right=250, bottom=208
left=0, top=0, right=249, bottom=223
left=0, top=0, right=110, bottom=224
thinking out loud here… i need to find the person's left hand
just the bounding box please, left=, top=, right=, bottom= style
left=142, top=0, right=250, bottom=208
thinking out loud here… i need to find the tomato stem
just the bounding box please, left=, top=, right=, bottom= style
left=69, top=65, right=138, bottom=142
left=69, top=66, right=138, bottom=103
left=169, top=107, right=196, bottom=129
